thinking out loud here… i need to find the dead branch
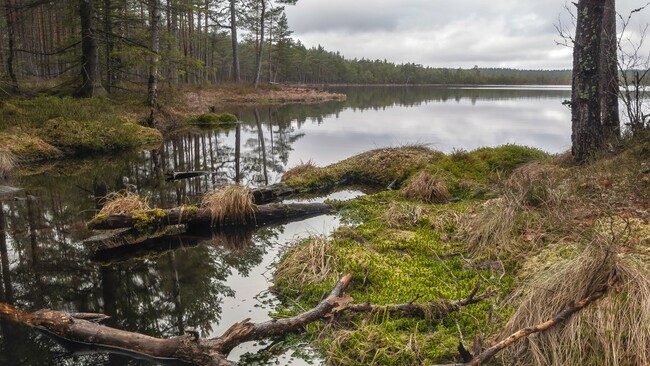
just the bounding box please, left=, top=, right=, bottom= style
left=346, top=282, right=491, bottom=321
left=432, top=280, right=612, bottom=366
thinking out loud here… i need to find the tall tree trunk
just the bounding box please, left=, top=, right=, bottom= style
left=600, top=0, right=619, bottom=138
left=571, top=0, right=605, bottom=163
left=147, top=0, right=161, bottom=106
left=78, top=0, right=107, bottom=97
left=104, top=0, right=113, bottom=93
left=3, top=0, right=18, bottom=92
left=229, top=0, right=240, bottom=82
left=253, top=0, right=266, bottom=88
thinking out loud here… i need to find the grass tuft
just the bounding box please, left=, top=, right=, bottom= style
left=274, top=236, right=338, bottom=293
left=282, top=160, right=317, bottom=182
left=98, top=191, right=150, bottom=216
left=499, top=242, right=650, bottom=366
left=201, top=184, right=255, bottom=226
left=401, top=171, right=450, bottom=204
left=0, top=148, right=17, bottom=179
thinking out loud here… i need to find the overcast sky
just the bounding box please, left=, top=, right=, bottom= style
left=284, top=0, right=650, bottom=70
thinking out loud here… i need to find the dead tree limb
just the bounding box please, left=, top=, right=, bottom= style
left=87, top=202, right=333, bottom=231
left=0, top=274, right=353, bottom=366
left=432, top=283, right=610, bottom=366
left=347, top=282, right=491, bottom=321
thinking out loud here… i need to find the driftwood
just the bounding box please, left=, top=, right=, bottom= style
left=87, top=202, right=333, bottom=231
left=0, top=274, right=353, bottom=366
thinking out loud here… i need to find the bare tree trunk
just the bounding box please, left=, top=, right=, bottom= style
left=78, top=0, right=107, bottom=97
left=3, top=0, right=18, bottom=92
left=229, top=0, right=240, bottom=82
left=599, top=0, right=619, bottom=138
left=253, top=0, right=266, bottom=88
left=104, top=0, right=114, bottom=93
left=571, top=0, right=605, bottom=163
left=147, top=0, right=161, bottom=106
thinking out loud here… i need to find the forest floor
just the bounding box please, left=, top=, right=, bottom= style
left=0, top=83, right=345, bottom=166
left=272, top=140, right=650, bottom=365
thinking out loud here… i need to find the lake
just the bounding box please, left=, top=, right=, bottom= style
left=0, top=85, right=571, bottom=365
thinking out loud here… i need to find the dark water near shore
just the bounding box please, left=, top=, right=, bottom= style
left=0, top=86, right=571, bottom=365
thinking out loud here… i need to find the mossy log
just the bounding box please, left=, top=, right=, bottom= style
left=87, top=202, right=333, bottom=231
left=251, top=182, right=301, bottom=204
left=0, top=275, right=353, bottom=366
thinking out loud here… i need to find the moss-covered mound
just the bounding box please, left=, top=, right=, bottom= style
left=38, top=118, right=162, bottom=154
left=0, top=130, right=62, bottom=162
left=283, top=146, right=444, bottom=190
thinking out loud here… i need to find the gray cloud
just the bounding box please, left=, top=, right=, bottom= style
left=284, top=0, right=650, bottom=69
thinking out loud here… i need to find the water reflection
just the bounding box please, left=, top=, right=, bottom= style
left=0, top=86, right=573, bottom=365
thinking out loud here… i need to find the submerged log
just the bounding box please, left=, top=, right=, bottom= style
left=166, top=171, right=209, bottom=181
left=87, top=202, right=333, bottom=231
left=0, top=274, right=353, bottom=366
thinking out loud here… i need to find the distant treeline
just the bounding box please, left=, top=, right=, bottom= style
left=0, top=0, right=571, bottom=95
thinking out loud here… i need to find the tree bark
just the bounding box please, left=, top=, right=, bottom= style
left=78, top=0, right=107, bottom=97
left=87, top=202, right=333, bottom=230
left=599, top=0, right=619, bottom=138
left=571, top=0, right=605, bottom=163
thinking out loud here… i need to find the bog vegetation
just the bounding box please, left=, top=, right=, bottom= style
left=274, top=140, right=650, bottom=365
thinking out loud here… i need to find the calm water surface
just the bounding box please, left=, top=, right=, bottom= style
left=0, top=86, right=571, bottom=365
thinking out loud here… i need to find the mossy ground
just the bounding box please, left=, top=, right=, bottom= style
left=274, top=141, right=650, bottom=365
left=0, top=85, right=342, bottom=164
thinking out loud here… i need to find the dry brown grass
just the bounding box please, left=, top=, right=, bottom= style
left=498, top=241, right=650, bottom=366
left=401, top=171, right=451, bottom=204
left=0, top=148, right=17, bottom=179
left=281, top=160, right=317, bottom=182
left=274, top=236, right=338, bottom=291
left=201, top=184, right=255, bottom=226
left=98, top=191, right=150, bottom=216
left=461, top=162, right=568, bottom=257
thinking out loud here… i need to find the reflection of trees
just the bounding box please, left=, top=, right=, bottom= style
left=0, top=161, right=277, bottom=364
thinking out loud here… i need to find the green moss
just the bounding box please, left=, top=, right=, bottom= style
left=132, top=208, right=167, bottom=231
left=284, top=146, right=444, bottom=191
left=38, top=117, right=162, bottom=154
left=187, top=112, right=238, bottom=125
left=274, top=192, right=513, bottom=365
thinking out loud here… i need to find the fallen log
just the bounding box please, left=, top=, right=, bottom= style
left=90, top=228, right=254, bottom=264
left=251, top=183, right=300, bottom=204
left=0, top=274, right=353, bottom=366
left=87, top=202, right=333, bottom=231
